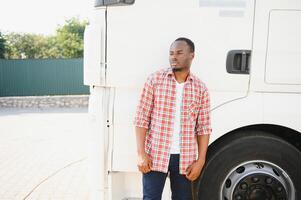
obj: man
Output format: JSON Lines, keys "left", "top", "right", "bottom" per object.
{"left": 134, "top": 37, "right": 212, "bottom": 200}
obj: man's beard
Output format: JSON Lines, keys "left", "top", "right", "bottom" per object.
{"left": 172, "top": 66, "right": 185, "bottom": 72}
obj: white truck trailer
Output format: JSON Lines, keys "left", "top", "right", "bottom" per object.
{"left": 84, "top": 0, "right": 301, "bottom": 199}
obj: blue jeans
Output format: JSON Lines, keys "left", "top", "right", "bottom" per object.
{"left": 142, "top": 154, "right": 193, "bottom": 200}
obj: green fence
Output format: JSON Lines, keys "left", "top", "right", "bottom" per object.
{"left": 0, "top": 58, "right": 89, "bottom": 97}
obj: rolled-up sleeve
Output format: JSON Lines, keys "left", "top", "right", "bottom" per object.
{"left": 133, "top": 76, "right": 154, "bottom": 129}
{"left": 195, "top": 88, "right": 212, "bottom": 135}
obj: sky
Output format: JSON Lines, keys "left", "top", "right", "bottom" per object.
{"left": 0, "top": 0, "right": 93, "bottom": 35}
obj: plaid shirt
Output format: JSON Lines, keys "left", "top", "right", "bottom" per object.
{"left": 134, "top": 67, "right": 212, "bottom": 174}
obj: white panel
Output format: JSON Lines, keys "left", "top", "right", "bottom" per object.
{"left": 83, "top": 9, "right": 106, "bottom": 86}
{"left": 210, "top": 93, "right": 264, "bottom": 144}
{"left": 111, "top": 87, "right": 139, "bottom": 172}
{"left": 199, "top": 0, "right": 247, "bottom": 8}
{"left": 107, "top": 0, "right": 255, "bottom": 172}
{"left": 250, "top": 0, "right": 301, "bottom": 93}
{"left": 265, "top": 10, "right": 301, "bottom": 85}
{"left": 106, "top": 0, "right": 254, "bottom": 93}
{"left": 212, "top": 92, "right": 301, "bottom": 145}
{"left": 263, "top": 93, "right": 301, "bottom": 132}
{"left": 87, "top": 87, "right": 107, "bottom": 200}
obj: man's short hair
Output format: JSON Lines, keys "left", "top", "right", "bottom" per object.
{"left": 174, "top": 37, "right": 195, "bottom": 53}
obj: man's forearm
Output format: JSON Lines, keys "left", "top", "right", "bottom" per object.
{"left": 197, "top": 134, "right": 210, "bottom": 162}
{"left": 135, "top": 127, "right": 148, "bottom": 154}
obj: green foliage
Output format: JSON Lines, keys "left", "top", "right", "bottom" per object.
{"left": 0, "top": 32, "right": 5, "bottom": 59}
{"left": 3, "top": 33, "right": 48, "bottom": 59}
{"left": 3, "top": 17, "right": 88, "bottom": 59}
{"left": 54, "top": 18, "right": 88, "bottom": 58}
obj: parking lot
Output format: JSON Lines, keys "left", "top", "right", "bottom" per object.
{"left": 0, "top": 108, "right": 91, "bottom": 200}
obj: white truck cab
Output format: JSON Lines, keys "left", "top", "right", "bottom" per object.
{"left": 84, "top": 0, "right": 301, "bottom": 199}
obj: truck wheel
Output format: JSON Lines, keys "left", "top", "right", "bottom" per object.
{"left": 195, "top": 130, "right": 301, "bottom": 200}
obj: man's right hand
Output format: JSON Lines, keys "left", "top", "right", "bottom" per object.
{"left": 137, "top": 152, "right": 152, "bottom": 173}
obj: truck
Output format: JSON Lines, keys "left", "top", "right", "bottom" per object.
{"left": 83, "top": 0, "right": 301, "bottom": 199}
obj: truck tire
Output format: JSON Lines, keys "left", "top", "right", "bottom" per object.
{"left": 195, "top": 130, "right": 301, "bottom": 200}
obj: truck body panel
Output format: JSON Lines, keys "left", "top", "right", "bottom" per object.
{"left": 84, "top": 0, "right": 301, "bottom": 199}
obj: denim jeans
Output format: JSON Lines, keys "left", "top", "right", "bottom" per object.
{"left": 142, "top": 154, "right": 193, "bottom": 200}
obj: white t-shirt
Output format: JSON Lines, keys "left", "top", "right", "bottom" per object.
{"left": 170, "top": 81, "right": 184, "bottom": 154}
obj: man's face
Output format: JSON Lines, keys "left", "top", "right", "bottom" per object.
{"left": 169, "top": 41, "right": 194, "bottom": 71}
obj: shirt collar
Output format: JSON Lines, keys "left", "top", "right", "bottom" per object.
{"left": 166, "top": 67, "right": 194, "bottom": 82}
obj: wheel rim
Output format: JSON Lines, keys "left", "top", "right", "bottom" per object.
{"left": 221, "top": 160, "right": 295, "bottom": 200}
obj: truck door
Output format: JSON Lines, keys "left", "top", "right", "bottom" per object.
{"left": 105, "top": 0, "right": 255, "bottom": 172}
{"left": 251, "top": 0, "right": 301, "bottom": 93}
{"left": 250, "top": 0, "right": 301, "bottom": 135}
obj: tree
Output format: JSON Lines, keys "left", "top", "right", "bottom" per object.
{"left": 4, "top": 32, "right": 50, "bottom": 59}
{"left": 0, "top": 32, "right": 5, "bottom": 59}
{"left": 54, "top": 17, "right": 88, "bottom": 58}
{"left": 3, "top": 17, "right": 88, "bottom": 59}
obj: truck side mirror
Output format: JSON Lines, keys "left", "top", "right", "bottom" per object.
{"left": 94, "top": 0, "right": 135, "bottom": 7}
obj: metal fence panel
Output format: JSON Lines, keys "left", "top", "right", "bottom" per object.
{"left": 0, "top": 58, "right": 89, "bottom": 97}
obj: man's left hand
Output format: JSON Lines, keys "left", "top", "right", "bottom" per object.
{"left": 185, "top": 159, "right": 205, "bottom": 181}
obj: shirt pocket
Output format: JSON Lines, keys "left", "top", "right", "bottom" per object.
{"left": 188, "top": 101, "right": 200, "bottom": 122}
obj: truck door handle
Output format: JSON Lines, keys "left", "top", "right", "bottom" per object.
{"left": 226, "top": 50, "right": 251, "bottom": 74}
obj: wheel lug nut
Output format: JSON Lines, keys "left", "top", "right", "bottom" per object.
{"left": 235, "top": 194, "right": 243, "bottom": 200}
{"left": 251, "top": 177, "right": 259, "bottom": 183}
{"left": 240, "top": 182, "right": 248, "bottom": 190}
{"left": 277, "top": 187, "right": 282, "bottom": 192}
{"left": 265, "top": 177, "right": 272, "bottom": 184}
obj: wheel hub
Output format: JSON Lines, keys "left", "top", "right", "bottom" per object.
{"left": 233, "top": 174, "right": 287, "bottom": 200}
{"left": 221, "top": 161, "right": 294, "bottom": 200}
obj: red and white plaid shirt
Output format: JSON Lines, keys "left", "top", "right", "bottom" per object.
{"left": 134, "top": 67, "right": 212, "bottom": 174}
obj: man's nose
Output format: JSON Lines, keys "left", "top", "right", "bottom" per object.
{"left": 170, "top": 55, "right": 177, "bottom": 60}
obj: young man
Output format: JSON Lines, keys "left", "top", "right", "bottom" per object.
{"left": 134, "top": 37, "right": 212, "bottom": 200}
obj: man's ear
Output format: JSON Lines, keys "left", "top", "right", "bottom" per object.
{"left": 191, "top": 52, "right": 195, "bottom": 59}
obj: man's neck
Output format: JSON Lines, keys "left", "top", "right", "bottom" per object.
{"left": 173, "top": 69, "right": 190, "bottom": 83}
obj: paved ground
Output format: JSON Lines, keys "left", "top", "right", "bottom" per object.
{"left": 0, "top": 108, "right": 91, "bottom": 200}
